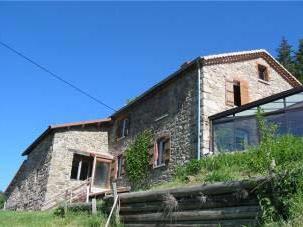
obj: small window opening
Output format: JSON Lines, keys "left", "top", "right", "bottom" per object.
{"left": 117, "top": 118, "right": 129, "bottom": 139}
{"left": 233, "top": 81, "right": 241, "bottom": 107}
{"left": 258, "top": 65, "right": 268, "bottom": 81}
{"left": 70, "top": 154, "right": 92, "bottom": 181}
{"left": 154, "top": 137, "right": 170, "bottom": 167}
{"left": 117, "top": 155, "right": 123, "bottom": 177}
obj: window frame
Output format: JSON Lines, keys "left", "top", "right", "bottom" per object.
{"left": 117, "top": 155, "right": 123, "bottom": 177}
{"left": 116, "top": 118, "right": 130, "bottom": 140}
{"left": 70, "top": 154, "right": 92, "bottom": 181}
{"left": 233, "top": 81, "right": 242, "bottom": 107}
{"left": 258, "top": 64, "right": 269, "bottom": 82}
{"left": 153, "top": 136, "right": 170, "bottom": 168}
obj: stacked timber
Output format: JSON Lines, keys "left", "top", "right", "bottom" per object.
{"left": 104, "top": 178, "right": 266, "bottom": 226}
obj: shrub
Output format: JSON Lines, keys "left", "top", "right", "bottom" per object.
{"left": 125, "top": 130, "right": 152, "bottom": 190}
{"left": 0, "top": 191, "right": 6, "bottom": 209}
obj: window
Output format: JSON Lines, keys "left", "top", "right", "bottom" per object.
{"left": 117, "top": 155, "right": 123, "bottom": 177}
{"left": 154, "top": 137, "right": 170, "bottom": 167}
{"left": 70, "top": 154, "right": 92, "bottom": 181}
{"left": 116, "top": 118, "right": 129, "bottom": 139}
{"left": 258, "top": 64, "right": 269, "bottom": 81}
{"left": 233, "top": 81, "right": 241, "bottom": 107}
{"left": 235, "top": 129, "right": 249, "bottom": 151}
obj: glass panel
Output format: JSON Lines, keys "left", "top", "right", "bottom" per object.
{"left": 287, "top": 109, "right": 303, "bottom": 136}
{"left": 213, "top": 121, "right": 234, "bottom": 152}
{"left": 235, "top": 108, "right": 258, "bottom": 117}
{"left": 266, "top": 113, "right": 287, "bottom": 135}
{"left": 285, "top": 92, "right": 303, "bottom": 109}
{"left": 234, "top": 116, "right": 259, "bottom": 150}
{"left": 259, "top": 98, "right": 285, "bottom": 113}
{"left": 94, "top": 161, "right": 110, "bottom": 187}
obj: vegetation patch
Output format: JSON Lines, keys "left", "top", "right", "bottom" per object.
{"left": 153, "top": 109, "right": 303, "bottom": 226}
{"left": 125, "top": 130, "right": 152, "bottom": 190}
{"left": 0, "top": 210, "right": 106, "bottom": 227}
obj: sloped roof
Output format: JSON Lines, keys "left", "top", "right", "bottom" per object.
{"left": 22, "top": 118, "right": 112, "bottom": 156}
{"left": 111, "top": 49, "right": 301, "bottom": 117}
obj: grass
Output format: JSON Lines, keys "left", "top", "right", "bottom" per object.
{"left": 152, "top": 135, "right": 303, "bottom": 189}
{"left": 151, "top": 135, "right": 303, "bottom": 226}
{"left": 0, "top": 210, "right": 107, "bottom": 227}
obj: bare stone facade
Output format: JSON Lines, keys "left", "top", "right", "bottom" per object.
{"left": 109, "top": 67, "right": 198, "bottom": 187}
{"left": 5, "top": 125, "right": 109, "bottom": 210}
{"left": 5, "top": 50, "right": 300, "bottom": 210}
{"left": 200, "top": 57, "right": 294, "bottom": 154}
{"left": 5, "top": 134, "right": 54, "bottom": 210}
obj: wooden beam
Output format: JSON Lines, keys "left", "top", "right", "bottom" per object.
{"left": 91, "top": 156, "right": 97, "bottom": 187}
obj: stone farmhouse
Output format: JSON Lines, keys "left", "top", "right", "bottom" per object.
{"left": 4, "top": 49, "right": 301, "bottom": 210}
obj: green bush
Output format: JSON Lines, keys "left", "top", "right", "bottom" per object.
{"left": 0, "top": 191, "right": 6, "bottom": 209}
{"left": 125, "top": 130, "right": 152, "bottom": 190}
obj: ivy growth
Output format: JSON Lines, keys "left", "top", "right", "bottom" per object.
{"left": 125, "top": 130, "right": 152, "bottom": 190}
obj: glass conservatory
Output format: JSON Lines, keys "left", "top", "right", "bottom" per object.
{"left": 210, "top": 87, "right": 303, "bottom": 153}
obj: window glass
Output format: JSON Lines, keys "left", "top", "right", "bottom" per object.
{"left": 117, "top": 118, "right": 129, "bottom": 139}
{"left": 259, "top": 99, "right": 284, "bottom": 113}
{"left": 117, "top": 156, "right": 123, "bottom": 177}
{"left": 234, "top": 117, "right": 259, "bottom": 150}
{"left": 285, "top": 92, "right": 303, "bottom": 109}
{"left": 213, "top": 121, "right": 234, "bottom": 152}
{"left": 287, "top": 109, "right": 303, "bottom": 136}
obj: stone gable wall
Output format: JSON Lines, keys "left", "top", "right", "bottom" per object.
{"left": 201, "top": 57, "right": 294, "bottom": 154}
{"left": 5, "top": 134, "right": 54, "bottom": 210}
{"left": 44, "top": 126, "right": 109, "bottom": 203}
{"left": 109, "top": 68, "right": 198, "bottom": 187}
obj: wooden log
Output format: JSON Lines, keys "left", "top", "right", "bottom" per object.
{"left": 104, "top": 193, "right": 258, "bottom": 213}
{"left": 104, "top": 177, "right": 266, "bottom": 204}
{"left": 118, "top": 197, "right": 258, "bottom": 214}
{"left": 121, "top": 206, "right": 260, "bottom": 223}
{"left": 123, "top": 219, "right": 257, "bottom": 227}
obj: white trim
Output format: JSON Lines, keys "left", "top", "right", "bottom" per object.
{"left": 154, "top": 114, "right": 169, "bottom": 122}
{"left": 258, "top": 79, "right": 270, "bottom": 85}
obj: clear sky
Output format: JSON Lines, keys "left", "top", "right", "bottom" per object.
{"left": 0, "top": 1, "right": 303, "bottom": 191}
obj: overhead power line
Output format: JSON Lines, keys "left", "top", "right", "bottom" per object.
{"left": 0, "top": 40, "right": 116, "bottom": 112}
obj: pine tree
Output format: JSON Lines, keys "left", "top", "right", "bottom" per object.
{"left": 276, "top": 37, "right": 296, "bottom": 76}
{"left": 294, "top": 39, "right": 303, "bottom": 82}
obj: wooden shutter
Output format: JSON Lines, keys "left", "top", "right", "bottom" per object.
{"left": 240, "top": 81, "right": 250, "bottom": 105}
{"left": 110, "top": 159, "right": 118, "bottom": 182}
{"left": 164, "top": 137, "right": 171, "bottom": 164}
{"left": 226, "top": 79, "right": 234, "bottom": 106}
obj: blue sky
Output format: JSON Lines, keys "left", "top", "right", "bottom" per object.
{"left": 0, "top": 2, "right": 303, "bottom": 191}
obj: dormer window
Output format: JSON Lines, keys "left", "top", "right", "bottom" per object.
{"left": 116, "top": 118, "right": 129, "bottom": 139}
{"left": 258, "top": 64, "right": 269, "bottom": 81}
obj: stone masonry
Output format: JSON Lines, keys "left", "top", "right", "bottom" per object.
{"left": 5, "top": 50, "right": 301, "bottom": 210}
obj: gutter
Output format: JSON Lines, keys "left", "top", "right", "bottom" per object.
{"left": 197, "top": 58, "right": 202, "bottom": 160}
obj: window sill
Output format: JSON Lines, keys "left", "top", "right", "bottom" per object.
{"left": 154, "top": 114, "right": 169, "bottom": 122}
{"left": 258, "top": 79, "right": 270, "bottom": 85}
{"left": 153, "top": 164, "right": 166, "bottom": 169}
{"left": 116, "top": 136, "right": 126, "bottom": 142}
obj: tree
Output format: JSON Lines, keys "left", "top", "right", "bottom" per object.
{"left": 276, "top": 37, "right": 296, "bottom": 76}
{"left": 294, "top": 39, "right": 303, "bottom": 82}
{"left": 0, "top": 191, "right": 5, "bottom": 209}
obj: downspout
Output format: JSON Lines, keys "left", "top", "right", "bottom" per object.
{"left": 197, "top": 59, "right": 202, "bottom": 160}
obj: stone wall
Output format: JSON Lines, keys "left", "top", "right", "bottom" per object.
{"left": 5, "top": 134, "right": 54, "bottom": 210}
{"left": 201, "top": 57, "right": 294, "bottom": 154}
{"left": 44, "top": 126, "right": 109, "bottom": 203}
{"left": 109, "top": 68, "right": 198, "bottom": 187}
